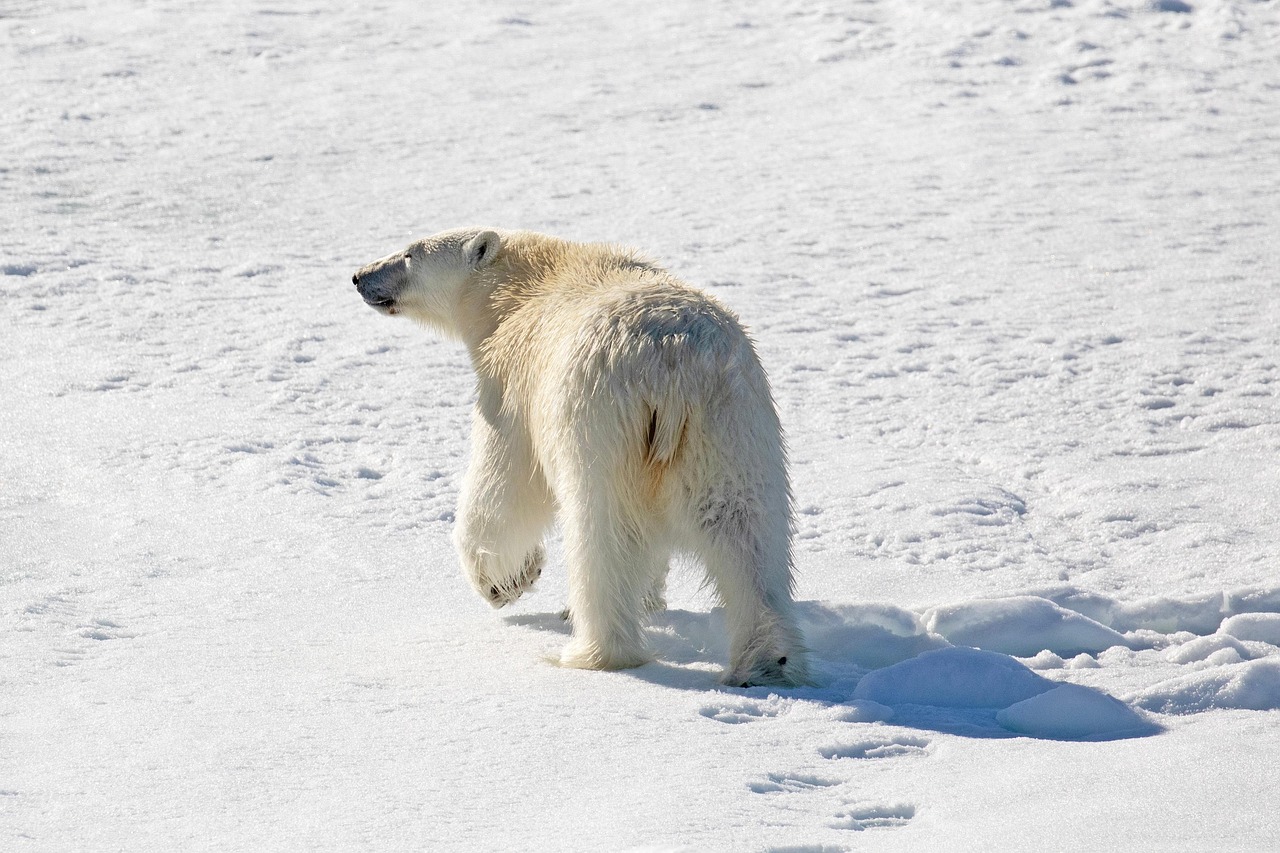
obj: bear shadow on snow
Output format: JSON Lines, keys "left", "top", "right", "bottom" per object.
{"left": 506, "top": 601, "right": 1163, "bottom": 742}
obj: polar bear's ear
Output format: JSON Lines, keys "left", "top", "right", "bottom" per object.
{"left": 464, "top": 230, "right": 502, "bottom": 270}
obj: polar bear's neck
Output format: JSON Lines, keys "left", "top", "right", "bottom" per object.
{"left": 454, "top": 234, "right": 555, "bottom": 363}
{"left": 455, "top": 232, "right": 670, "bottom": 387}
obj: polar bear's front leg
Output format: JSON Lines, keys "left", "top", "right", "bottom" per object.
{"left": 454, "top": 408, "right": 554, "bottom": 609}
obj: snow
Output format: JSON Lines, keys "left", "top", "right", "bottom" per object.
{"left": 1166, "top": 634, "right": 1257, "bottom": 666}
{"left": 997, "top": 684, "right": 1155, "bottom": 741}
{"left": 5, "top": 0, "right": 1280, "bottom": 850}
{"left": 797, "top": 601, "right": 949, "bottom": 670}
{"left": 850, "top": 647, "right": 1157, "bottom": 740}
{"left": 1134, "top": 659, "right": 1280, "bottom": 715}
{"left": 854, "top": 647, "right": 1055, "bottom": 710}
{"left": 1219, "top": 613, "right": 1280, "bottom": 647}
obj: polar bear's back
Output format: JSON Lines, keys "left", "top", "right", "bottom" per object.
{"left": 487, "top": 244, "right": 763, "bottom": 398}
{"left": 529, "top": 269, "right": 768, "bottom": 421}
{"left": 497, "top": 256, "right": 785, "bottom": 532}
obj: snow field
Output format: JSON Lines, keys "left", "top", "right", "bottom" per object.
{"left": 4, "top": 0, "right": 1280, "bottom": 850}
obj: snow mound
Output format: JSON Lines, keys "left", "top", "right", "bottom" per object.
{"left": 854, "top": 648, "right": 1154, "bottom": 740}
{"left": 1034, "top": 584, "right": 1280, "bottom": 635}
{"left": 1134, "top": 659, "right": 1280, "bottom": 714}
{"left": 923, "top": 596, "right": 1131, "bottom": 657}
{"left": 1112, "top": 593, "right": 1228, "bottom": 636}
{"left": 1022, "top": 650, "right": 1066, "bottom": 670}
{"left": 854, "top": 647, "right": 1054, "bottom": 709}
{"left": 997, "top": 684, "right": 1158, "bottom": 741}
{"left": 1218, "top": 613, "right": 1280, "bottom": 647}
{"left": 1166, "top": 635, "right": 1255, "bottom": 665}
{"left": 827, "top": 700, "right": 896, "bottom": 724}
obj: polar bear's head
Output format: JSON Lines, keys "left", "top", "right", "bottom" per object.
{"left": 352, "top": 227, "right": 503, "bottom": 334}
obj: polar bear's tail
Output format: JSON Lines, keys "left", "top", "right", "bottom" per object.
{"left": 644, "top": 404, "right": 686, "bottom": 467}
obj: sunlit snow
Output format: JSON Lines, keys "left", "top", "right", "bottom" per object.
{"left": 4, "top": 0, "right": 1279, "bottom": 850}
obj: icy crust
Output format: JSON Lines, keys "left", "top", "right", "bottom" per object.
{"left": 1035, "top": 585, "right": 1280, "bottom": 636}
{"left": 798, "top": 600, "right": 950, "bottom": 670}
{"left": 525, "top": 587, "right": 1275, "bottom": 731}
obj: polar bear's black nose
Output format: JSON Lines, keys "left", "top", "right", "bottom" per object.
{"left": 352, "top": 273, "right": 361, "bottom": 286}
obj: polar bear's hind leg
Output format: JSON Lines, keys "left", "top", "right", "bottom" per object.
{"left": 558, "top": 498, "right": 662, "bottom": 671}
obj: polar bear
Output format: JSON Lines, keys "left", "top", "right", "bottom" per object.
{"left": 352, "top": 228, "right": 809, "bottom": 686}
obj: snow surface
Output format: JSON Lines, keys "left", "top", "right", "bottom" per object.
{"left": 4, "top": 0, "right": 1280, "bottom": 850}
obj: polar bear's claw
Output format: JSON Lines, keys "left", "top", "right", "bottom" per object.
{"left": 483, "top": 545, "right": 545, "bottom": 608}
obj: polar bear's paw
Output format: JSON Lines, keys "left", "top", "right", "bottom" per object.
{"left": 726, "top": 647, "right": 812, "bottom": 689}
{"left": 483, "top": 546, "right": 544, "bottom": 609}
{"left": 642, "top": 578, "right": 667, "bottom": 616}
{"left": 560, "top": 635, "right": 651, "bottom": 671}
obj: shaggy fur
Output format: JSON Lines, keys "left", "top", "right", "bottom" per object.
{"left": 352, "top": 228, "right": 809, "bottom": 686}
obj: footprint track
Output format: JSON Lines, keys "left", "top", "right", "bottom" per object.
{"left": 701, "top": 699, "right": 926, "bottom": 838}
{"left": 698, "top": 698, "right": 786, "bottom": 724}
{"left": 749, "top": 772, "right": 841, "bottom": 795}
{"left": 830, "top": 802, "right": 917, "bottom": 831}
{"left": 818, "top": 735, "right": 931, "bottom": 760}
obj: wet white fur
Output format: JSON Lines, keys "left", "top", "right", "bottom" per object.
{"left": 354, "top": 228, "right": 809, "bottom": 686}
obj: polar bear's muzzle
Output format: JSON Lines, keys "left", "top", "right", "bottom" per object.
{"left": 352, "top": 254, "right": 408, "bottom": 316}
